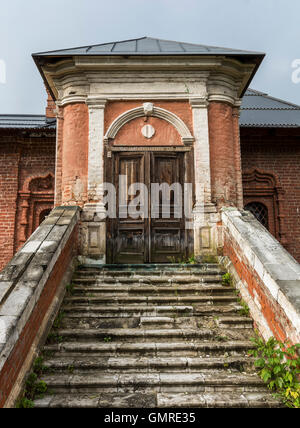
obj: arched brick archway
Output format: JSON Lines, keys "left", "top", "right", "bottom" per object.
{"left": 15, "top": 173, "right": 55, "bottom": 250}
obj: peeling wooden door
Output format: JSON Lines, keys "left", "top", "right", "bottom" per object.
{"left": 107, "top": 150, "right": 187, "bottom": 263}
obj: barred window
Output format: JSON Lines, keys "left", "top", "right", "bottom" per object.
{"left": 39, "top": 208, "right": 52, "bottom": 225}
{"left": 244, "top": 202, "right": 269, "bottom": 229}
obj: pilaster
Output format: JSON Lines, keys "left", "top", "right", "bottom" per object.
{"left": 79, "top": 98, "right": 107, "bottom": 262}
{"left": 190, "top": 98, "right": 219, "bottom": 257}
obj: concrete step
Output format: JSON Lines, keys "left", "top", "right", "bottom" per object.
{"left": 43, "top": 340, "right": 253, "bottom": 357}
{"left": 39, "top": 371, "right": 266, "bottom": 394}
{"left": 42, "top": 355, "right": 255, "bottom": 373}
{"left": 34, "top": 390, "right": 282, "bottom": 408}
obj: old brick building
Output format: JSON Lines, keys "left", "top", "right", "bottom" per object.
{"left": 0, "top": 37, "right": 299, "bottom": 269}
{"left": 1, "top": 37, "right": 300, "bottom": 409}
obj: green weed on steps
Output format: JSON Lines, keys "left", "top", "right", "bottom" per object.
{"left": 249, "top": 334, "right": 300, "bottom": 408}
{"left": 16, "top": 357, "right": 48, "bottom": 408}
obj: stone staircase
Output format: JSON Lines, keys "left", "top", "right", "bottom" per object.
{"left": 34, "top": 264, "right": 281, "bottom": 408}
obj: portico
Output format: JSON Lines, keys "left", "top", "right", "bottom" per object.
{"left": 33, "top": 37, "right": 264, "bottom": 263}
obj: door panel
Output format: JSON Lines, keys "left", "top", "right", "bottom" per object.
{"left": 107, "top": 150, "right": 186, "bottom": 264}
{"left": 113, "top": 153, "right": 147, "bottom": 264}
{"left": 150, "top": 153, "right": 185, "bottom": 263}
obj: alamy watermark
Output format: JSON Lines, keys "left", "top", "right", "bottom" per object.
{"left": 291, "top": 59, "right": 300, "bottom": 84}
{"left": 0, "top": 60, "right": 6, "bottom": 84}
{"left": 101, "top": 175, "right": 204, "bottom": 229}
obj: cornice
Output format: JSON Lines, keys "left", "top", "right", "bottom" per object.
{"left": 41, "top": 54, "right": 257, "bottom": 104}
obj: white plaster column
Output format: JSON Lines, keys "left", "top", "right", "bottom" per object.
{"left": 190, "top": 98, "right": 218, "bottom": 256}
{"left": 80, "top": 98, "right": 107, "bottom": 262}
{"left": 86, "top": 98, "right": 107, "bottom": 207}
{"left": 190, "top": 98, "right": 212, "bottom": 208}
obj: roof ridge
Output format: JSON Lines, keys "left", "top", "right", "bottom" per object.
{"left": 32, "top": 37, "right": 265, "bottom": 57}
{"left": 241, "top": 107, "right": 300, "bottom": 111}
{"left": 246, "top": 88, "right": 300, "bottom": 109}
{"left": 0, "top": 114, "right": 47, "bottom": 118}
{"left": 32, "top": 36, "right": 148, "bottom": 56}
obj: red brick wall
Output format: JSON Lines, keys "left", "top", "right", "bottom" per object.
{"left": 45, "top": 89, "right": 56, "bottom": 118}
{"left": 0, "top": 225, "right": 78, "bottom": 408}
{"left": 223, "top": 226, "right": 296, "bottom": 343}
{"left": 241, "top": 128, "right": 300, "bottom": 262}
{"left": 61, "top": 103, "right": 89, "bottom": 206}
{"left": 55, "top": 107, "right": 64, "bottom": 206}
{"left": 0, "top": 133, "right": 56, "bottom": 271}
{"left": 104, "top": 101, "right": 193, "bottom": 135}
{"left": 208, "top": 102, "right": 239, "bottom": 208}
{"left": 113, "top": 116, "right": 183, "bottom": 146}
{"left": 0, "top": 143, "right": 20, "bottom": 271}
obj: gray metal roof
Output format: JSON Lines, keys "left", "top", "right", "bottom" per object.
{"left": 240, "top": 89, "right": 300, "bottom": 127}
{"left": 0, "top": 115, "right": 56, "bottom": 130}
{"left": 32, "top": 36, "right": 264, "bottom": 57}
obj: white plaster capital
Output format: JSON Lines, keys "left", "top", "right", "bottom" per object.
{"left": 86, "top": 97, "right": 107, "bottom": 109}
{"left": 234, "top": 100, "right": 242, "bottom": 108}
{"left": 56, "top": 95, "right": 87, "bottom": 107}
{"left": 208, "top": 94, "right": 235, "bottom": 106}
{"left": 189, "top": 98, "right": 208, "bottom": 109}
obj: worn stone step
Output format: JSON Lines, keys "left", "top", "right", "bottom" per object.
{"left": 71, "top": 284, "right": 233, "bottom": 296}
{"left": 74, "top": 269, "right": 225, "bottom": 277}
{"left": 63, "top": 295, "right": 237, "bottom": 305}
{"left": 23, "top": 261, "right": 280, "bottom": 408}
{"left": 34, "top": 391, "right": 281, "bottom": 408}
{"left": 217, "top": 316, "right": 253, "bottom": 329}
{"left": 61, "top": 304, "right": 242, "bottom": 319}
{"left": 42, "top": 355, "right": 255, "bottom": 373}
{"left": 40, "top": 371, "right": 266, "bottom": 394}
{"left": 34, "top": 392, "right": 157, "bottom": 408}
{"left": 72, "top": 275, "right": 224, "bottom": 285}
{"left": 53, "top": 328, "right": 213, "bottom": 342}
{"left": 139, "top": 316, "right": 176, "bottom": 328}
{"left": 157, "top": 392, "right": 282, "bottom": 408}
{"left": 59, "top": 313, "right": 252, "bottom": 330}
{"left": 77, "top": 263, "right": 223, "bottom": 273}
{"left": 43, "top": 340, "right": 253, "bottom": 357}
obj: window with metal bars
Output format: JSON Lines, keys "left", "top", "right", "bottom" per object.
{"left": 244, "top": 202, "right": 269, "bottom": 229}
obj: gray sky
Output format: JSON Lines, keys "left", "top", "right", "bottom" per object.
{"left": 0, "top": 0, "right": 300, "bottom": 114}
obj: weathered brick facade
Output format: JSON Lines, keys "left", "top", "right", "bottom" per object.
{"left": 241, "top": 127, "right": 300, "bottom": 262}
{"left": 0, "top": 131, "right": 55, "bottom": 270}
{"left": 0, "top": 106, "right": 299, "bottom": 270}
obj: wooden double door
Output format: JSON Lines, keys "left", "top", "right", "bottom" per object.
{"left": 106, "top": 150, "right": 190, "bottom": 264}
